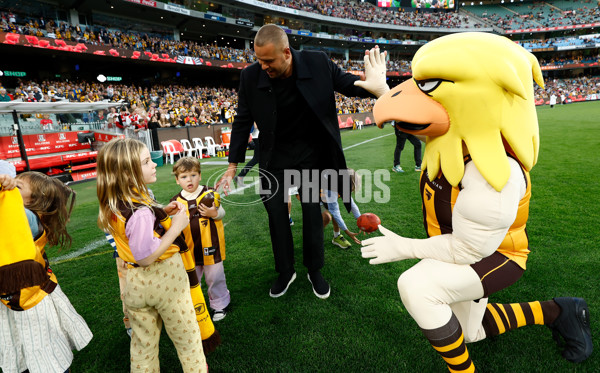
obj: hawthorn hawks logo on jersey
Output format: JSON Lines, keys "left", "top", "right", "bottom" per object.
{"left": 194, "top": 302, "right": 206, "bottom": 316}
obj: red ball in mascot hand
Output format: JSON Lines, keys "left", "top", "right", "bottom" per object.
{"left": 357, "top": 213, "right": 381, "bottom": 233}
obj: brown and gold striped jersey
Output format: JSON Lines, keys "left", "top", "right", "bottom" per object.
{"left": 1, "top": 228, "right": 57, "bottom": 311}
{"left": 110, "top": 201, "right": 184, "bottom": 268}
{"left": 420, "top": 156, "right": 531, "bottom": 269}
{"left": 171, "top": 186, "right": 226, "bottom": 266}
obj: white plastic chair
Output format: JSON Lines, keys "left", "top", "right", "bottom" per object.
{"left": 192, "top": 137, "right": 206, "bottom": 158}
{"left": 180, "top": 139, "right": 196, "bottom": 157}
{"left": 161, "top": 141, "right": 180, "bottom": 164}
{"left": 204, "top": 136, "right": 223, "bottom": 157}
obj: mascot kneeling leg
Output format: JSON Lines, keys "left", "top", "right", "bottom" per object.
{"left": 362, "top": 32, "right": 592, "bottom": 372}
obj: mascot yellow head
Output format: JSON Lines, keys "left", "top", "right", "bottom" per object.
{"left": 374, "top": 32, "right": 544, "bottom": 191}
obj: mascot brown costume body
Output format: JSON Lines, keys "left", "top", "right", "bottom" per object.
{"left": 361, "top": 32, "right": 592, "bottom": 372}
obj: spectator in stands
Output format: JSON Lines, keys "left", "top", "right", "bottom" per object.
{"left": 32, "top": 86, "right": 44, "bottom": 102}
{"left": 52, "top": 88, "right": 65, "bottom": 101}
{"left": 25, "top": 92, "right": 37, "bottom": 102}
{"left": 12, "top": 87, "right": 25, "bottom": 100}
{"left": 0, "top": 88, "right": 12, "bottom": 101}
{"left": 158, "top": 113, "right": 171, "bottom": 127}
{"left": 40, "top": 113, "right": 53, "bottom": 131}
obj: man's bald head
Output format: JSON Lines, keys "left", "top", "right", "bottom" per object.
{"left": 254, "top": 24, "right": 289, "bottom": 51}
{"left": 253, "top": 24, "right": 293, "bottom": 79}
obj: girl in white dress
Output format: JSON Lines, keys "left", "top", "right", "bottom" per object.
{"left": 0, "top": 172, "right": 92, "bottom": 373}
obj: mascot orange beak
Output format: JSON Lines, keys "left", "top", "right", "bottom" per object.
{"left": 374, "top": 79, "right": 450, "bottom": 137}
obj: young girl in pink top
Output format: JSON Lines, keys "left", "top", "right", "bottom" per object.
{"left": 96, "top": 138, "right": 207, "bottom": 373}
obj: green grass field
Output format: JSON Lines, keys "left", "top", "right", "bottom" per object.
{"left": 46, "top": 101, "right": 600, "bottom": 372}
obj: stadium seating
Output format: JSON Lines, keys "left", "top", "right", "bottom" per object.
{"left": 204, "top": 136, "right": 223, "bottom": 157}
{"left": 161, "top": 141, "right": 181, "bottom": 164}
{"left": 192, "top": 138, "right": 207, "bottom": 158}
{"left": 180, "top": 139, "right": 197, "bottom": 158}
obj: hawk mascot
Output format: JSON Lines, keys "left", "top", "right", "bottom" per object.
{"left": 361, "top": 32, "right": 592, "bottom": 372}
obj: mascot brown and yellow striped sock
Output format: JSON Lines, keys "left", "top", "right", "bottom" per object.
{"left": 482, "top": 300, "right": 560, "bottom": 336}
{"left": 422, "top": 313, "right": 476, "bottom": 373}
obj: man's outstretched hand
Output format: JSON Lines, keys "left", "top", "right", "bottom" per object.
{"left": 354, "top": 45, "right": 390, "bottom": 98}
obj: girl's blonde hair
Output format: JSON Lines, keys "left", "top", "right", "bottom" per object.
{"left": 16, "top": 171, "right": 76, "bottom": 249}
{"left": 97, "top": 138, "right": 158, "bottom": 234}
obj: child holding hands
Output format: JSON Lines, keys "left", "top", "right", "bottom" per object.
{"left": 96, "top": 138, "right": 208, "bottom": 373}
{"left": 170, "top": 157, "right": 231, "bottom": 321}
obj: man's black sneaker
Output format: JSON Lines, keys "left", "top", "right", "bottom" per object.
{"left": 307, "top": 271, "right": 330, "bottom": 299}
{"left": 269, "top": 271, "right": 296, "bottom": 298}
{"left": 548, "top": 297, "right": 593, "bottom": 363}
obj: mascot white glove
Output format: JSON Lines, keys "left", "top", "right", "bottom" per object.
{"left": 361, "top": 225, "right": 413, "bottom": 264}
{"left": 354, "top": 46, "right": 390, "bottom": 98}
{"left": 361, "top": 225, "right": 476, "bottom": 265}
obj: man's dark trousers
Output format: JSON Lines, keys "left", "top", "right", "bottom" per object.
{"left": 260, "top": 167, "right": 324, "bottom": 275}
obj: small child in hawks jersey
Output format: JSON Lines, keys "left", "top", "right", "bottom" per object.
{"left": 171, "top": 157, "right": 231, "bottom": 322}
{"left": 0, "top": 170, "right": 92, "bottom": 373}
{"left": 96, "top": 138, "right": 207, "bottom": 373}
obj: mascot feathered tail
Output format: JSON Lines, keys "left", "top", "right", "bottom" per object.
{"left": 362, "top": 32, "right": 592, "bottom": 371}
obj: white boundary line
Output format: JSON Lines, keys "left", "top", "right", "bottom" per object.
{"left": 342, "top": 133, "right": 393, "bottom": 151}
{"left": 51, "top": 237, "right": 107, "bottom": 264}
{"left": 228, "top": 132, "right": 393, "bottom": 194}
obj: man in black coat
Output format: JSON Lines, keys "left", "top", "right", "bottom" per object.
{"left": 216, "top": 24, "right": 389, "bottom": 299}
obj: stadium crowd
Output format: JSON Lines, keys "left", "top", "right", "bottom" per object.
{"left": 477, "top": 0, "right": 599, "bottom": 30}
{"left": 538, "top": 53, "right": 600, "bottom": 67}
{"left": 1, "top": 74, "right": 598, "bottom": 130}
{"left": 0, "top": 79, "right": 238, "bottom": 127}
{"left": 260, "top": 0, "right": 477, "bottom": 28}
{"left": 3, "top": 10, "right": 598, "bottom": 77}
{"left": 0, "top": 78, "right": 380, "bottom": 127}
{"left": 2, "top": 0, "right": 599, "bottom": 48}
{"left": 1, "top": 13, "right": 256, "bottom": 63}
{"left": 535, "top": 75, "right": 600, "bottom": 103}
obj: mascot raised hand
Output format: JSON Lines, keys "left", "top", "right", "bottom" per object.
{"left": 361, "top": 32, "right": 592, "bottom": 371}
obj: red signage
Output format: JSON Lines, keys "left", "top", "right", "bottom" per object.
{"left": 122, "top": 0, "right": 157, "bottom": 7}
{"left": 0, "top": 131, "right": 91, "bottom": 159}
{"left": 71, "top": 169, "right": 97, "bottom": 181}
{"left": 1, "top": 32, "right": 250, "bottom": 69}
{"left": 541, "top": 61, "right": 598, "bottom": 70}
{"left": 337, "top": 112, "right": 374, "bottom": 129}
{"left": 94, "top": 131, "right": 125, "bottom": 143}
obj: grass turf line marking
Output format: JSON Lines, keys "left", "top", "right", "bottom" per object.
{"left": 53, "top": 249, "right": 113, "bottom": 265}
{"left": 54, "top": 218, "right": 235, "bottom": 264}
{"left": 342, "top": 132, "right": 394, "bottom": 151}
{"left": 51, "top": 237, "right": 107, "bottom": 264}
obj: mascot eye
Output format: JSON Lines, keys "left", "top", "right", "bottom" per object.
{"left": 415, "top": 79, "right": 443, "bottom": 94}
